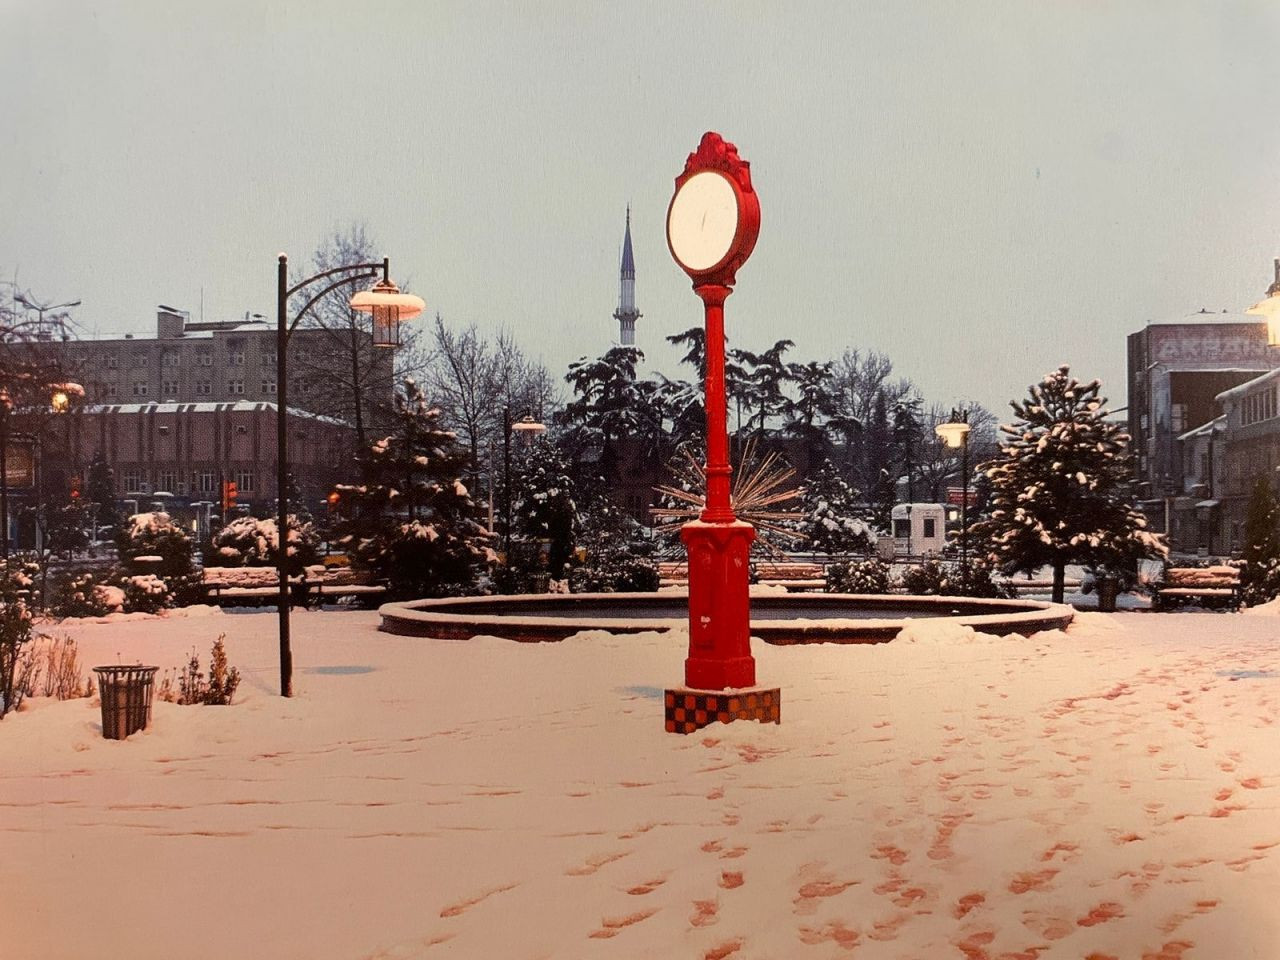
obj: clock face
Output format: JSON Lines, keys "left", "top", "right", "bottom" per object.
{"left": 667, "top": 171, "right": 739, "bottom": 273}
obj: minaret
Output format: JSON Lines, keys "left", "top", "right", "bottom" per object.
{"left": 614, "top": 206, "right": 641, "bottom": 346}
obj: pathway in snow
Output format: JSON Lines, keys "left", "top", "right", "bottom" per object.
{"left": 1, "top": 607, "right": 1277, "bottom": 959}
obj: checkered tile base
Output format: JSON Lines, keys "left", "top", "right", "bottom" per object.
{"left": 664, "top": 687, "right": 781, "bottom": 735}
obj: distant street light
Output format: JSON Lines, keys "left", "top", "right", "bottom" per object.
{"left": 935, "top": 413, "right": 972, "bottom": 583}
{"left": 274, "top": 253, "right": 423, "bottom": 697}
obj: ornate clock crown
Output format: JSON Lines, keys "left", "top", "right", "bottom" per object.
{"left": 681, "top": 131, "right": 754, "bottom": 194}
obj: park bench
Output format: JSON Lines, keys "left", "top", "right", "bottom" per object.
{"left": 1152, "top": 566, "right": 1240, "bottom": 612}
{"left": 203, "top": 567, "right": 387, "bottom": 608}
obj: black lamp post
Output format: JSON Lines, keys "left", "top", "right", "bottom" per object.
{"left": 0, "top": 389, "right": 9, "bottom": 563}
{"left": 274, "top": 253, "right": 422, "bottom": 697}
{"left": 935, "top": 411, "right": 971, "bottom": 583}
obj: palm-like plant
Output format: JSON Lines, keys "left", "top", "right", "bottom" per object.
{"left": 651, "top": 438, "right": 803, "bottom": 558}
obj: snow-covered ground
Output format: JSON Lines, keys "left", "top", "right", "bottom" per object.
{"left": 2, "top": 605, "right": 1277, "bottom": 959}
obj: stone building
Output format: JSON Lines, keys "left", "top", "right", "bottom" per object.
{"left": 1126, "top": 310, "right": 1280, "bottom": 528}
{"left": 32, "top": 400, "right": 351, "bottom": 506}
{"left": 44, "top": 306, "right": 392, "bottom": 423}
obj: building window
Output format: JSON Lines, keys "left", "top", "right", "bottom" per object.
{"left": 134, "top": 353, "right": 149, "bottom": 368}
{"left": 234, "top": 470, "right": 255, "bottom": 493}
{"left": 157, "top": 471, "right": 178, "bottom": 493}
{"left": 198, "top": 471, "right": 217, "bottom": 494}
{"left": 923, "top": 518, "right": 936, "bottom": 538}
{"left": 106, "top": 354, "right": 118, "bottom": 369}
{"left": 262, "top": 351, "right": 277, "bottom": 367}
{"left": 105, "top": 383, "right": 118, "bottom": 399}
{"left": 132, "top": 381, "right": 149, "bottom": 397}
{"left": 230, "top": 351, "right": 246, "bottom": 366}
{"left": 196, "top": 380, "right": 212, "bottom": 396}
{"left": 122, "top": 470, "right": 143, "bottom": 492}
{"left": 162, "top": 352, "right": 180, "bottom": 367}
{"left": 1171, "top": 403, "right": 1185, "bottom": 434}
{"left": 162, "top": 380, "right": 178, "bottom": 396}
{"left": 228, "top": 379, "right": 245, "bottom": 395}
{"left": 262, "top": 380, "right": 277, "bottom": 395}
{"left": 196, "top": 352, "right": 213, "bottom": 367}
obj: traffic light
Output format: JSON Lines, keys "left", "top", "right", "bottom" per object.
{"left": 222, "top": 480, "right": 238, "bottom": 514}
{"left": 69, "top": 474, "right": 81, "bottom": 500}
{"left": 327, "top": 490, "right": 341, "bottom": 514}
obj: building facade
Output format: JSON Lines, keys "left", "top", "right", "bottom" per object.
{"left": 13, "top": 401, "right": 353, "bottom": 510}
{"left": 1126, "top": 310, "right": 1280, "bottom": 526}
{"left": 45, "top": 306, "right": 392, "bottom": 420}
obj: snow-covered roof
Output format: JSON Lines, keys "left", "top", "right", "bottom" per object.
{"left": 1215, "top": 367, "right": 1280, "bottom": 403}
{"left": 1144, "top": 310, "right": 1265, "bottom": 327}
{"left": 1176, "top": 415, "right": 1226, "bottom": 442}
{"left": 80, "top": 401, "right": 349, "bottom": 426}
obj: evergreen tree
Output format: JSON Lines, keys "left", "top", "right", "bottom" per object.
{"left": 736, "top": 339, "right": 794, "bottom": 438}
{"left": 85, "top": 451, "right": 119, "bottom": 538}
{"left": 971, "top": 366, "right": 1166, "bottom": 603}
{"left": 864, "top": 391, "right": 896, "bottom": 528}
{"left": 337, "top": 380, "right": 494, "bottom": 599}
{"left": 1238, "top": 475, "right": 1280, "bottom": 606}
{"left": 892, "top": 396, "right": 924, "bottom": 503}
{"left": 560, "top": 346, "right": 650, "bottom": 477}
{"left": 784, "top": 359, "right": 837, "bottom": 470}
{"left": 512, "top": 438, "right": 579, "bottom": 581}
{"left": 802, "top": 459, "right": 877, "bottom": 556}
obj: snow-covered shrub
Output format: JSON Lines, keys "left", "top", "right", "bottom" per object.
{"left": 803, "top": 460, "right": 877, "bottom": 556}
{"left": 952, "top": 558, "right": 1017, "bottom": 599}
{"left": 0, "top": 558, "right": 39, "bottom": 718}
{"left": 115, "top": 512, "right": 201, "bottom": 607}
{"left": 28, "top": 635, "right": 93, "bottom": 701}
{"left": 1238, "top": 476, "right": 1280, "bottom": 607}
{"left": 899, "top": 558, "right": 1014, "bottom": 598}
{"left": 826, "top": 558, "right": 893, "bottom": 594}
{"left": 54, "top": 571, "right": 121, "bottom": 618}
{"left": 160, "top": 635, "right": 241, "bottom": 706}
{"left": 900, "top": 560, "right": 947, "bottom": 595}
{"left": 207, "top": 514, "right": 320, "bottom": 575}
{"left": 570, "top": 551, "right": 660, "bottom": 593}
{"left": 122, "top": 574, "right": 171, "bottom": 614}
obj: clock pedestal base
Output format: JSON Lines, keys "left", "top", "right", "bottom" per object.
{"left": 680, "top": 519, "right": 756, "bottom": 689}
{"left": 664, "top": 686, "right": 781, "bottom": 735}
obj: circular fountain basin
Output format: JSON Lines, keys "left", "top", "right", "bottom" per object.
{"left": 378, "top": 592, "right": 1074, "bottom": 644}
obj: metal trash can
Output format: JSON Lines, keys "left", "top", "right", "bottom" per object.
{"left": 94, "top": 665, "right": 159, "bottom": 740}
{"left": 1096, "top": 577, "right": 1119, "bottom": 613}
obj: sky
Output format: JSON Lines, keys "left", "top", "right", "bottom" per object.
{"left": 3, "top": 1, "right": 1280, "bottom": 420}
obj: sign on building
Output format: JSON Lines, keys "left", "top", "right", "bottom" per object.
{"left": 946, "top": 486, "right": 977, "bottom": 507}
{"left": 3, "top": 438, "right": 36, "bottom": 490}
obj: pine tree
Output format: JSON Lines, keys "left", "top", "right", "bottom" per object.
{"left": 86, "top": 451, "right": 119, "bottom": 539}
{"left": 971, "top": 366, "right": 1166, "bottom": 603}
{"left": 1238, "top": 475, "right": 1280, "bottom": 606}
{"left": 892, "top": 396, "right": 923, "bottom": 502}
{"left": 802, "top": 459, "right": 877, "bottom": 557}
{"left": 337, "top": 379, "right": 495, "bottom": 599}
{"left": 513, "top": 438, "right": 579, "bottom": 580}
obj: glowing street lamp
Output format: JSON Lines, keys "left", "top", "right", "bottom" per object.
{"left": 273, "top": 254, "right": 423, "bottom": 697}
{"left": 935, "top": 414, "right": 971, "bottom": 582}
{"left": 663, "top": 132, "right": 778, "bottom": 735}
{"left": 1246, "top": 258, "right": 1280, "bottom": 345}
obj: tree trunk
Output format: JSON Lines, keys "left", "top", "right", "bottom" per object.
{"left": 1052, "top": 560, "right": 1066, "bottom": 604}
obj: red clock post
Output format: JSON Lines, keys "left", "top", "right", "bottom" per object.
{"left": 663, "top": 131, "right": 780, "bottom": 735}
